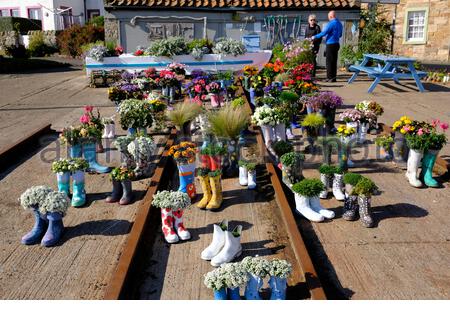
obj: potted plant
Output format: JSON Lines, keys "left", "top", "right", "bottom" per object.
{"left": 242, "top": 65, "right": 258, "bottom": 91}
{"left": 38, "top": 190, "right": 70, "bottom": 247}
{"left": 237, "top": 160, "right": 257, "bottom": 190}
{"left": 375, "top": 134, "right": 394, "bottom": 160}
{"left": 301, "top": 113, "right": 326, "bottom": 152}
{"left": 221, "top": 262, "right": 249, "bottom": 300}
{"left": 118, "top": 99, "right": 154, "bottom": 136}
{"left": 278, "top": 90, "right": 300, "bottom": 136}
{"left": 206, "top": 81, "right": 224, "bottom": 108}
{"left": 355, "top": 100, "right": 384, "bottom": 133}
{"left": 204, "top": 267, "right": 228, "bottom": 300}
{"left": 316, "top": 91, "right": 343, "bottom": 134}
{"left": 106, "top": 167, "right": 135, "bottom": 205}
{"left": 391, "top": 116, "right": 413, "bottom": 168}
{"left": 268, "top": 259, "right": 292, "bottom": 300}
{"left": 353, "top": 177, "right": 378, "bottom": 228}
{"left": 318, "top": 135, "right": 340, "bottom": 165}
{"left": 272, "top": 140, "right": 294, "bottom": 160}
{"left": 342, "top": 172, "right": 363, "bottom": 221}
{"left": 51, "top": 159, "right": 71, "bottom": 196}
{"left": 196, "top": 168, "right": 211, "bottom": 210}
{"left": 67, "top": 158, "right": 89, "bottom": 207}
{"left": 19, "top": 185, "right": 53, "bottom": 245}
{"left": 241, "top": 256, "right": 271, "bottom": 300}
{"left": 166, "top": 191, "right": 192, "bottom": 241}
{"left": 420, "top": 119, "right": 448, "bottom": 187}
{"left": 217, "top": 70, "right": 234, "bottom": 88}
{"left": 338, "top": 109, "right": 362, "bottom": 142}
{"left": 291, "top": 178, "right": 334, "bottom": 222}
{"left": 318, "top": 164, "right": 335, "bottom": 199}
{"left": 127, "top": 136, "right": 156, "bottom": 178}
{"left": 168, "top": 142, "right": 197, "bottom": 199}
{"left": 80, "top": 106, "right": 105, "bottom": 152}
{"left": 280, "top": 152, "right": 304, "bottom": 187}
{"left": 357, "top": 109, "right": 377, "bottom": 144}
{"left": 251, "top": 106, "right": 277, "bottom": 147}
{"left": 336, "top": 124, "right": 357, "bottom": 171}
{"left": 60, "top": 126, "right": 82, "bottom": 158}
{"left": 166, "top": 101, "right": 202, "bottom": 138}
{"left": 101, "top": 116, "right": 115, "bottom": 139}
{"left": 206, "top": 169, "right": 223, "bottom": 210}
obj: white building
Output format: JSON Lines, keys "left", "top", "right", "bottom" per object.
{"left": 0, "top": 0, "right": 105, "bottom": 30}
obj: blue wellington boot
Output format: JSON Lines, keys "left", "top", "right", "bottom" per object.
{"left": 244, "top": 273, "right": 263, "bottom": 300}
{"left": 56, "top": 172, "right": 70, "bottom": 196}
{"left": 21, "top": 208, "right": 48, "bottom": 245}
{"left": 71, "top": 170, "right": 86, "bottom": 207}
{"left": 177, "top": 163, "right": 196, "bottom": 199}
{"left": 41, "top": 212, "right": 64, "bottom": 247}
{"left": 128, "top": 128, "right": 136, "bottom": 136}
{"left": 69, "top": 144, "right": 82, "bottom": 158}
{"left": 269, "top": 276, "right": 288, "bottom": 300}
{"left": 213, "top": 288, "right": 227, "bottom": 300}
{"left": 83, "top": 143, "right": 111, "bottom": 173}
{"left": 249, "top": 88, "right": 256, "bottom": 106}
{"left": 227, "top": 287, "right": 241, "bottom": 300}
{"left": 420, "top": 149, "right": 439, "bottom": 187}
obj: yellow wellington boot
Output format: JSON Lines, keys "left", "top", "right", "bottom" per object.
{"left": 206, "top": 174, "right": 223, "bottom": 210}
{"left": 197, "top": 174, "right": 212, "bottom": 209}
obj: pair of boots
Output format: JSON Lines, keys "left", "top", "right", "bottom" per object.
{"left": 22, "top": 209, "right": 64, "bottom": 247}
{"left": 69, "top": 144, "right": 111, "bottom": 174}
{"left": 294, "top": 194, "right": 335, "bottom": 222}
{"left": 201, "top": 219, "right": 242, "bottom": 267}
{"left": 105, "top": 179, "right": 133, "bottom": 205}
{"left": 343, "top": 193, "right": 374, "bottom": 228}
{"left": 406, "top": 149, "right": 439, "bottom": 188}
{"left": 197, "top": 174, "right": 223, "bottom": 210}
{"left": 160, "top": 208, "right": 191, "bottom": 243}
{"left": 239, "top": 166, "right": 256, "bottom": 190}
{"left": 57, "top": 171, "right": 86, "bottom": 207}
{"left": 319, "top": 173, "right": 345, "bottom": 201}
{"left": 102, "top": 123, "right": 116, "bottom": 139}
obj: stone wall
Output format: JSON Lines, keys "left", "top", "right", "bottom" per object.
{"left": 27, "top": 31, "right": 58, "bottom": 48}
{"left": 0, "top": 31, "right": 19, "bottom": 51}
{"left": 105, "top": 18, "right": 120, "bottom": 45}
{"left": 380, "top": 0, "right": 450, "bottom": 63}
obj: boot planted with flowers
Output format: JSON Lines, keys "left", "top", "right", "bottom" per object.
{"left": 168, "top": 142, "right": 197, "bottom": 200}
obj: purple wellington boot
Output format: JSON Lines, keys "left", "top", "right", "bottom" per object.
{"left": 41, "top": 212, "right": 64, "bottom": 247}
{"left": 21, "top": 207, "right": 48, "bottom": 245}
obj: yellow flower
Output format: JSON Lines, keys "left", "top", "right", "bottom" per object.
{"left": 400, "top": 116, "right": 407, "bottom": 121}
{"left": 404, "top": 119, "right": 412, "bottom": 125}
{"left": 409, "top": 126, "right": 415, "bottom": 131}
{"left": 80, "top": 128, "right": 88, "bottom": 137}
{"left": 400, "top": 129, "right": 406, "bottom": 134}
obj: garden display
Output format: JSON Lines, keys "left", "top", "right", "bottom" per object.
{"left": 292, "top": 179, "right": 335, "bottom": 222}
{"left": 19, "top": 186, "right": 69, "bottom": 247}
{"left": 102, "top": 116, "right": 116, "bottom": 139}
{"left": 280, "top": 152, "right": 304, "bottom": 187}
{"left": 152, "top": 190, "right": 191, "bottom": 244}
{"left": 238, "top": 160, "right": 257, "bottom": 190}
{"left": 342, "top": 173, "right": 363, "bottom": 221}
{"left": 168, "top": 142, "right": 197, "bottom": 200}
{"left": 106, "top": 167, "right": 135, "bottom": 205}
{"left": 51, "top": 158, "right": 89, "bottom": 207}
{"left": 352, "top": 177, "right": 379, "bottom": 228}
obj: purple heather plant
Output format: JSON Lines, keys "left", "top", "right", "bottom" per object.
{"left": 191, "top": 69, "right": 206, "bottom": 78}
{"left": 121, "top": 71, "right": 134, "bottom": 82}
{"left": 263, "top": 84, "right": 282, "bottom": 97}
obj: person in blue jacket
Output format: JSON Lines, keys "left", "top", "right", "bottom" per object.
{"left": 312, "top": 11, "right": 343, "bottom": 82}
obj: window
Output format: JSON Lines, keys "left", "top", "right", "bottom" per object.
{"left": 87, "top": 9, "right": 100, "bottom": 21}
{"left": 0, "top": 9, "right": 10, "bottom": 17}
{"left": 28, "top": 8, "right": 42, "bottom": 20}
{"left": 11, "top": 9, "right": 20, "bottom": 17}
{"left": 0, "top": 8, "right": 20, "bottom": 17}
{"left": 404, "top": 8, "right": 429, "bottom": 44}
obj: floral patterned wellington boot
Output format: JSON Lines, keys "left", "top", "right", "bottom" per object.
{"left": 358, "top": 195, "right": 374, "bottom": 228}
{"left": 160, "top": 208, "right": 179, "bottom": 244}
{"left": 172, "top": 209, "right": 191, "bottom": 241}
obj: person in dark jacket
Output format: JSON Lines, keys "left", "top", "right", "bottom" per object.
{"left": 305, "top": 14, "right": 321, "bottom": 77}
{"left": 313, "top": 10, "right": 343, "bottom": 82}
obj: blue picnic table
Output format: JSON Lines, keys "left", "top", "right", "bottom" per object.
{"left": 348, "top": 54, "right": 427, "bottom": 93}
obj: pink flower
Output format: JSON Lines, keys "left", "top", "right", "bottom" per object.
{"left": 431, "top": 119, "right": 440, "bottom": 128}
{"left": 440, "top": 122, "right": 449, "bottom": 131}
{"left": 80, "top": 114, "right": 90, "bottom": 124}
{"left": 84, "top": 106, "right": 94, "bottom": 113}
{"left": 194, "top": 85, "right": 202, "bottom": 93}
{"left": 417, "top": 128, "right": 424, "bottom": 136}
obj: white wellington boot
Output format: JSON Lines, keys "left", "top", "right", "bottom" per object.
{"left": 247, "top": 170, "right": 257, "bottom": 190}
{"left": 286, "top": 127, "right": 295, "bottom": 140}
{"left": 309, "top": 196, "right": 335, "bottom": 219}
{"left": 405, "top": 149, "right": 423, "bottom": 188}
{"left": 239, "top": 166, "right": 248, "bottom": 186}
{"left": 201, "top": 219, "right": 228, "bottom": 260}
{"left": 332, "top": 173, "right": 345, "bottom": 201}
{"left": 211, "top": 225, "right": 242, "bottom": 267}
{"left": 293, "top": 193, "right": 324, "bottom": 222}
{"left": 319, "top": 173, "right": 329, "bottom": 199}
{"left": 107, "top": 123, "right": 116, "bottom": 139}
{"left": 102, "top": 124, "right": 110, "bottom": 138}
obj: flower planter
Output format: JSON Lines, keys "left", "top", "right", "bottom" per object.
{"left": 69, "top": 144, "right": 82, "bottom": 158}
{"left": 244, "top": 273, "right": 263, "bottom": 300}
{"left": 420, "top": 149, "right": 440, "bottom": 187}
{"left": 249, "top": 88, "right": 257, "bottom": 106}
{"left": 177, "top": 163, "right": 196, "bottom": 199}
{"left": 269, "top": 276, "right": 287, "bottom": 300}
{"left": 128, "top": 127, "right": 147, "bottom": 136}
{"left": 346, "top": 122, "right": 358, "bottom": 143}
{"left": 393, "top": 131, "right": 409, "bottom": 166}
{"left": 274, "top": 123, "right": 287, "bottom": 141}
{"left": 213, "top": 288, "right": 227, "bottom": 300}
{"left": 56, "top": 172, "right": 70, "bottom": 196}
{"left": 227, "top": 287, "right": 241, "bottom": 300}
{"left": 210, "top": 93, "right": 224, "bottom": 108}
{"left": 358, "top": 122, "right": 369, "bottom": 144}
{"left": 260, "top": 125, "right": 275, "bottom": 147}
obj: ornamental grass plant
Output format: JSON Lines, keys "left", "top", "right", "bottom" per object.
{"left": 208, "top": 105, "right": 250, "bottom": 140}
{"left": 166, "top": 101, "right": 202, "bottom": 129}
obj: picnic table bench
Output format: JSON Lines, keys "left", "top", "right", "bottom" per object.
{"left": 348, "top": 54, "right": 427, "bottom": 93}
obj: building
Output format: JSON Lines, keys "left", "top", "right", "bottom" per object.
{"left": 104, "top": 0, "right": 361, "bottom": 66}
{"left": 378, "top": 0, "right": 449, "bottom": 63}
{"left": 0, "top": 0, "right": 105, "bottom": 30}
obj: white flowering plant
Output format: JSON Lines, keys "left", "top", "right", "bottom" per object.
{"left": 170, "top": 191, "right": 191, "bottom": 210}
{"left": 241, "top": 256, "right": 271, "bottom": 278}
{"left": 114, "top": 136, "right": 135, "bottom": 154}
{"left": 221, "top": 262, "right": 249, "bottom": 289}
{"left": 19, "top": 185, "right": 53, "bottom": 210}
{"left": 39, "top": 191, "right": 70, "bottom": 216}
{"left": 118, "top": 99, "right": 153, "bottom": 130}
{"left": 151, "top": 190, "right": 173, "bottom": 209}
{"left": 204, "top": 268, "right": 227, "bottom": 291}
{"left": 127, "top": 136, "right": 156, "bottom": 162}
{"left": 213, "top": 38, "right": 247, "bottom": 56}
{"left": 52, "top": 158, "right": 88, "bottom": 173}
{"left": 269, "top": 259, "right": 292, "bottom": 278}
{"left": 51, "top": 159, "right": 71, "bottom": 173}
{"left": 86, "top": 45, "right": 108, "bottom": 61}
{"left": 251, "top": 106, "right": 277, "bottom": 126}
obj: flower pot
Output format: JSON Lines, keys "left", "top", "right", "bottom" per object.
{"left": 274, "top": 123, "right": 287, "bottom": 141}
{"left": 393, "top": 131, "right": 409, "bottom": 167}
{"left": 169, "top": 86, "right": 176, "bottom": 102}
{"left": 210, "top": 155, "right": 222, "bottom": 171}
{"left": 56, "top": 172, "right": 70, "bottom": 196}
{"left": 128, "top": 128, "right": 147, "bottom": 136}
{"left": 227, "top": 287, "right": 241, "bottom": 300}
{"left": 96, "top": 141, "right": 104, "bottom": 153}
{"left": 269, "top": 276, "right": 287, "bottom": 300}
{"left": 244, "top": 273, "right": 263, "bottom": 300}
{"left": 346, "top": 122, "right": 358, "bottom": 143}
{"left": 162, "top": 86, "right": 169, "bottom": 97}
{"left": 200, "top": 154, "right": 211, "bottom": 169}
{"left": 210, "top": 93, "right": 223, "bottom": 108}
{"left": 260, "top": 125, "right": 275, "bottom": 147}
{"left": 380, "top": 146, "right": 392, "bottom": 160}
{"left": 177, "top": 163, "right": 196, "bottom": 199}
{"left": 69, "top": 144, "right": 82, "bottom": 158}
{"left": 243, "top": 76, "right": 250, "bottom": 91}
{"left": 358, "top": 122, "right": 369, "bottom": 144}
{"left": 420, "top": 149, "right": 440, "bottom": 187}
{"left": 324, "top": 108, "right": 336, "bottom": 134}
{"left": 213, "top": 288, "right": 227, "bottom": 300}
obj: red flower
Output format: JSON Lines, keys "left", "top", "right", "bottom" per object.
{"left": 80, "top": 114, "right": 90, "bottom": 124}
{"left": 134, "top": 49, "right": 144, "bottom": 56}
{"left": 115, "top": 46, "right": 124, "bottom": 55}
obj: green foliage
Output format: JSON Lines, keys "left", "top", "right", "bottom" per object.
{"left": 272, "top": 140, "right": 294, "bottom": 157}
{"left": 187, "top": 38, "right": 213, "bottom": 52}
{"left": 28, "top": 32, "right": 57, "bottom": 57}
{"left": 279, "top": 91, "right": 299, "bottom": 104}
{"left": 357, "top": 5, "right": 391, "bottom": 58}
{"left": 339, "top": 44, "right": 358, "bottom": 65}
{"left": 271, "top": 43, "right": 286, "bottom": 63}
{"left": 196, "top": 168, "right": 210, "bottom": 177}
{"left": 166, "top": 101, "right": 202, "bottom": 128}
{"left": 88, "top": 16, "right": 104, "bottom": 27}
{"left": 208, "top": 169, "right": 222, "bottom": 177}
{"left": 424, "top": 133, "right": 447, "bottom": 151}
{"left": 110, "top": 167, "right": 135, "bottom": 181}
{"left": 318, "top": 164, "right": 337, "bottom": 176}
{"left": 201, "top": 144, "right": 227, "bottom": 156}
{"left": 353, "top": 177, "right": 378, "bottom": 196}
{"left": 301, "top": 113, "right": 325, "bottom": 128}
{"left": 292, "top": 178, "right": 325, "bottom": 197}
{"left": 238, "top": 160, "right": 256, "bottom": 171}
{"left": 280, "top": 152, "right": 304, "bottom": 167}
{"left": 207, "top": 106, "right": 250, "bottom": 139}
{"left": 56, "top": 24, "right": 104, "bottom": 57}
{"left": 0, "top": 17, "right": 41, "bottom": 33}
{"left": 343, "top": 172, "right": 363, "bottom": 186}
{"left": 405, "top": 133, "right": 428, "bottom": 151}
{"left": 146, "top": 37, "right": 187, "bottom": 57}
{"left": 375, "top": 134, "right": 394, "bottom": 149}
{"left": 216, "top": 70, "right": 233, "bottom": 81}
{"left": 231, "top": 96, "right": 246, "bottom": 108}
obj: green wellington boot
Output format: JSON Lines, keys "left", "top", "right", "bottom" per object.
{"left": 420, "top": 149, "right": 439, "bottom": 187}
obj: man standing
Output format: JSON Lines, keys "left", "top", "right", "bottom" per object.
{"left": 312, "top": 11, "right": 343, "bottom": 82}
